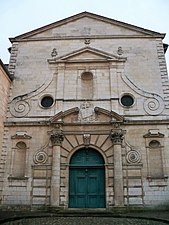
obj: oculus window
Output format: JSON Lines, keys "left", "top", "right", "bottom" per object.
{"left": 40, "top": 96, "right": 54, "bottom": 108}
{"left": 120, "top": 94, "right": 134, "bottom": 107}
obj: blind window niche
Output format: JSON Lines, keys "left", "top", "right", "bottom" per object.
{"left": 81, "top": 71, "right": 93, "bottom": 99}
{"left": 13, "top": 141, "right": 27, "bottom": 177}
{"left": 149, "top": 140, "right": 163, "bottom": 178}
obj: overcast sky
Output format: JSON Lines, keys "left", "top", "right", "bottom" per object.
{"left": 0, "top": 0, "right": 169, "bottom": 69}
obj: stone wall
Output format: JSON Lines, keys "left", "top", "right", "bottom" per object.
{"left": 0, "top": 62, "right": 11, "bottom": 154}
{"left": 1, "top": 114, "right": 169, "bottom": 207}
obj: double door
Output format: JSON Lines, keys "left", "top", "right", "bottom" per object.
{"left": 69, "top": 166, "right": 105, "bottom": 208}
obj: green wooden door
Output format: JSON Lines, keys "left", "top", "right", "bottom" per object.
{"left": 69, "top": 148, "right": 105, "bottom": 208}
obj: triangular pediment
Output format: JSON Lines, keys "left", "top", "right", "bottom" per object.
{"left": 10, "top": 12, "right": 165, "bottom": 42}
{"left": 48, "top": 46, "right": 126, "bottom": 63}
{"left": 50, "top": 106, "right": 123, "bottom": 124}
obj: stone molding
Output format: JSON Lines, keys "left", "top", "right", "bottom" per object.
{"left": 143, "top": 131, "right": 164, "bottom": 138}
{"left": 11, "top": 131, "right": 32, "bottom": 139}
{"left": 50, "top": 107, "right": 79, "bottom": 123}
{"left": 95, "top": 107, "right": 123, "bottom": 122}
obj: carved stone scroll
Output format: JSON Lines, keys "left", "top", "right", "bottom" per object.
{"left": 10, "top": 99, "right": 30, "bottom": 117}
{"left": 121, "top": 73, "right": 164, "bottom": 115}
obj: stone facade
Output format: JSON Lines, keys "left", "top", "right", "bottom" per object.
{"left": 0, "top": 12, "right": 169, "bottom": 208}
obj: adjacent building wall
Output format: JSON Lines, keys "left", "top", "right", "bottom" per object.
{"left": 0, "top": 60, "right": 12, "bottom": 154}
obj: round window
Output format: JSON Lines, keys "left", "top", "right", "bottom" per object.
{"left": 121, "top": 95, "right": 134, "bottom": 107}
{"left": 41, "top": 96, "right": 54, "bottom": 108}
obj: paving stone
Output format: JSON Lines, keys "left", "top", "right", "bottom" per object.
{"left": 2, "top": 217, "right": 168, "bottom": 225}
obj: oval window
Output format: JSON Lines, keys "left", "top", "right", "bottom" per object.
{"left": 121, "top": 95, "right": 134, "bottom": 107}
{"left": 41, "top": 96, "right": 54, "bottom": 108}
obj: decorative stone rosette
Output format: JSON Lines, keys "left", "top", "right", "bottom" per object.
{"left": 33, "top": 151, "right": 48, "bottom": 164}
{"left": 126, "top": 150, "right": 141, "bottom": 164}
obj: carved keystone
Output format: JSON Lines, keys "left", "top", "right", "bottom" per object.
{"left": 83, "top": 134, "right": 91, "bottom": 147}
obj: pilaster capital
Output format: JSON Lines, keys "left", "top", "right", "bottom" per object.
{"left": 50, "top": 129, "right": 64, "bottom": 146}
{"left": 110, "top": 129, "right": 126, "bottom": 145}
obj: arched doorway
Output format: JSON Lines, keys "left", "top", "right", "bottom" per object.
{"left": 69, "top": 148, "right": 105, "bottom": 208}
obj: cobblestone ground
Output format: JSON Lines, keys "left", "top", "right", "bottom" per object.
{"left": 2, "top": 217, "right": 168, "bottom": 225}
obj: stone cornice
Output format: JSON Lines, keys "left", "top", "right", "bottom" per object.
{"left": 4, "top": 119, "right": 169, "bottom": 127}
{"left": 143, "top": 131, "right": 164, "bottom": 138}
{"left": 10, "top": 35, "right": 165, "bottom": 43}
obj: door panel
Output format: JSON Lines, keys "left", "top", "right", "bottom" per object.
{"left": 69, "top": 149, "right": 105, "bottom": 208}
{"left": 69, "top": 169, "right": 86, "bottom": 208}
{"left": 69, "top": 168, "right": 105, "bottom": 208}
{"left": 87, "top": 169, "right": 105, "bottom": 208}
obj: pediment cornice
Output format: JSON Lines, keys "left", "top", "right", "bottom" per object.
{"left": 10, "top": 11, "right": 165, "bottom": 42}
{"left": 48, "top": 46, "right": 127, "bottom": 64}
{"left": 50, "top": 107, "right": 79, "bottom": 123}
{"left": 94, "top": 107, "right": 124, "bottom": 122}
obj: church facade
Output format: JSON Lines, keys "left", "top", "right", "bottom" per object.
{"left": 0, "top": 12, "right": 169, "bottom": 208}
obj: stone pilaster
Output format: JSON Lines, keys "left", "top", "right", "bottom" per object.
{"left": 110, "top": 129, "right": 125, "bottom": 206}
{"left": 50, "top": 129, "right": 64, "bottom": 206}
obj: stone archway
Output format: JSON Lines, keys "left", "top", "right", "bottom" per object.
{"left": 69, "top": 148, "right": 105, "bottom": 208}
